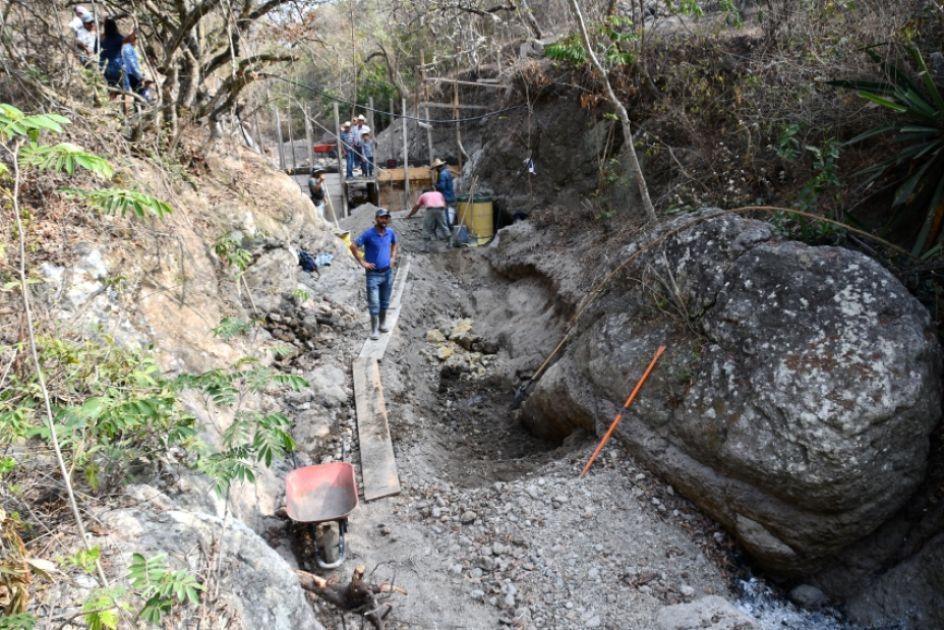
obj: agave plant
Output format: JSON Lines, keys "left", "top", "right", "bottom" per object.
{"left": 831, "top": 47, "right": 944, "bottom": 255}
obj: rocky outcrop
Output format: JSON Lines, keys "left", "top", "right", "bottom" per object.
{"left": 844, "top": 532, "right": 944, "bottom": 629}
{"left": 513, "top": 211, "right": 942, "bottom": 576}
{"left": 88, "top": 493, "right": 324, "bottom": 629}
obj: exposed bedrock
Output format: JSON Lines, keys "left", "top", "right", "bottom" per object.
{"left": 507, "top": 211, "right": 942, "bottom": 576}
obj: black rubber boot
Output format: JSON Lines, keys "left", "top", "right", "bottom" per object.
{"left": 370, "top": 315, "right": 380, "bottom": 340}
{"left": 378, "top": 310, "right": 389, "bottom": 333}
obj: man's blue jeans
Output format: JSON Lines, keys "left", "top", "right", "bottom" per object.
{"left": 345, "top": 151, "right": 355, "bottom": 178}
{"left": 365, "top": 269, "right": 393, "bottom": 316}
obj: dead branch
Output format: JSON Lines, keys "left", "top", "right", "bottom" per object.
{"left": 296, "top": 565, "right": 406, "bottom": 630}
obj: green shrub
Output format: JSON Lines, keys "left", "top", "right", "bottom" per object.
{"left": 830, "top": 47, "right": 944, "bottom": 254}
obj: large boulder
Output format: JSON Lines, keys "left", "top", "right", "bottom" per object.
{"left": 517, "top": 211, "right": 942, "bottom": 575}
{"left": 87, "top": 500, "right": 324, "bottom": 629}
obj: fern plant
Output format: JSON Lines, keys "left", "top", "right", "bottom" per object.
{"left": 62, "top": 187, "right": 173, "bottom": 219}
{"left": 830, "top": 47, "right": 944, "bottom": 254}
{"left": 128, "top": 553, "right": 203, "bottom": 624}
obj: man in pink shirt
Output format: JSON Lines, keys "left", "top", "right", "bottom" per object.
{"left": 406, "top": 189, "right": 449, "bottom": 241}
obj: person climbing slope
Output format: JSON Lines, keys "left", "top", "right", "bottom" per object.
{"left": 121, "top": 30, "right": 145, "bottom": 93}
{"left": 349, "top": 208, "right": 397, "bottom": 340}
{"left": 99, "top": 18, "right": 124, "bottom": 88}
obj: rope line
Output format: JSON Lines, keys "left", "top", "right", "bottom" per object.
{"left": 261, "top": 74, "right": 528, "bottom": 125}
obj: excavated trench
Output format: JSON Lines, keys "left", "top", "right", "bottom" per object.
{"left": 273, "top": 203, "right": 861, "bottom": 629}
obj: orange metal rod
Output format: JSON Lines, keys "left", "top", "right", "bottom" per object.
{"left": 579, "top": 345, "right": 666, "bottom": 478}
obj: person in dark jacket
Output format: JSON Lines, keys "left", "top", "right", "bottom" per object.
{"left": 99, "top": 18, "right": 124, "bottom": 87}
{"left": 432, "top": 158, "right": 456, "bottom": 226}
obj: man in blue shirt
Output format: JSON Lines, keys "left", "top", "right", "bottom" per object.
{"left": 350, "top": 208, "right": 398, "bottom": 340}
{"left": 432, "top": 158, "right": 456, "bottom": 226}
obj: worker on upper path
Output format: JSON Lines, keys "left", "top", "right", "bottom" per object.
{"left": 340, "top": 121, "right": 355, "bottom": 179}
{"left": 308, "top": 165, "right": 327, "bottom": 221}
{"left": 406, "top": 188, "right": 449, "bottom": 242}
{"left": 432, "top": 158, "right": 456, "bottom": 226}
{"left": 352, "top": 115, "right": 371, "bottom": 176}
{"left": 350, "top": 208, "right": 398, "bottom": 340}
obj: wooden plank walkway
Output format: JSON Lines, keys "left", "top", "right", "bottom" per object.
{"left": 353, "top": 357, "right": 399, "bottom": 501}
{"left": 353, "top": 258, "right": 411, "bottom": 500}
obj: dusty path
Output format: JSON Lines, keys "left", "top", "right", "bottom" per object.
{"left": 286, "top": 205, "right": 752, "bottom": 630}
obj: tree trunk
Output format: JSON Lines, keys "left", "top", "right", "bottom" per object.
{"left": 567, "top": 0, "right": 656, "bottom": 223}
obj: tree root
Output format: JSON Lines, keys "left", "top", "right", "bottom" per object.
{"left": 296, "top": 565, "right": 406, "bottom": 630}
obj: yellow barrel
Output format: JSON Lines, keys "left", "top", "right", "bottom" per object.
{"left": 456, "top": 195, "right": 494, "bottom": 245}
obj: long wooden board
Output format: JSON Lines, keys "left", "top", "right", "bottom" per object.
{"left": 353, "top": 357, "right": 400, "bottom": 500}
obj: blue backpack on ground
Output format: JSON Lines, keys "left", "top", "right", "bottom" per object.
{"left": 298, "top": 249, "right": 318, "bottom": 272}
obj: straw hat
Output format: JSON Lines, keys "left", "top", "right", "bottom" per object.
{"left": 356, "top": 114, "right": 366, "bottom": 121}
{"left": 342, "top": 121, "right": 351, "bottom": 128}
{"left": 431, "top": 158, "right": 446, "bottom": 168}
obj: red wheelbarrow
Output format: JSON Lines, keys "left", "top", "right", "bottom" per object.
{"left": 285, "top": 462, "right": 358, "bottom": 569}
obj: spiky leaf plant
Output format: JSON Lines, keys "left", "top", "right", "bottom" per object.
{"left": 831, "top": 47, "right": 944, "bottom": 255}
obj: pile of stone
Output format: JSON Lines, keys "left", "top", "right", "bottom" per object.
{"left": 425, "top": 319, "right": 499, "bottom": 384}
{"left": 265, "top": 293, "right": 357, "bottom": 349}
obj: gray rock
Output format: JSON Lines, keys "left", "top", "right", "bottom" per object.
{"left": 516, "top": 212, "right": 942, "bottom": 575}
{"left": 86, "top": 507, "right": 323, "bottom": 630}
{"left": 788, "top": 584, "right": 828, "bottom": 610}
{"left": 843, "top": 532, "right": 944, "bottom": 630}
{"left": 656, "top": 596, "right": 760, "bottom": 630}
{"left": 242, "top": 247, "right": 297, "bottom": 313}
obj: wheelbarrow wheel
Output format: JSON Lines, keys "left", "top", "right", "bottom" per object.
{"left": 317, "top": 523, "right": 340, "bottom": 565}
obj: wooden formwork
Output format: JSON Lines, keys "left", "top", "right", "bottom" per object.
{"left": 376, "top": 166, "right": 459, "bottom": 210}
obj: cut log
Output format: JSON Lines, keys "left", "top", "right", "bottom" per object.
{"left": 296, "top": 566, "right": 406, "bottom": 630}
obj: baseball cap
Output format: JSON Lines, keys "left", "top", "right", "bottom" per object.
{"left": 375, "top": 208, "right": 390, "bottom": 218}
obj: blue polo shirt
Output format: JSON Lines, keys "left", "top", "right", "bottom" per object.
{"left": 355, "top": 226, "right": 397, "bottom": 269}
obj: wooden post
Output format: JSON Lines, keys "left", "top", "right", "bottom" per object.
{"left": 252, "top": 110, "right": 263, "bottom": 155}
{"left": 401, "top": 98, "right": 410, "bottom": 208}
{"left": 454, "top": 79, "right": 461, "bottom": 172}
{"left": 273, "top": 106, "right": 285, "bottom": 170}
{"left": 453, "top": 49, "right": 463, "bottom": 173}
{"left": 421, "top": 50, "right": 434, "bottom": 164}
{"left": 389, "top": 98, "right": 395, "bottom": 141}
{"left": 304, "top": 105, "right": 314, "bottom": 167}
{"left": 334, "top": 102, "right": 348, "bottom": 218}
{"left": 367, "top": 97, "right": 375, "bottom": 136}
{"left": 286, "top": 106, "right": 297, "bottom": 173}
